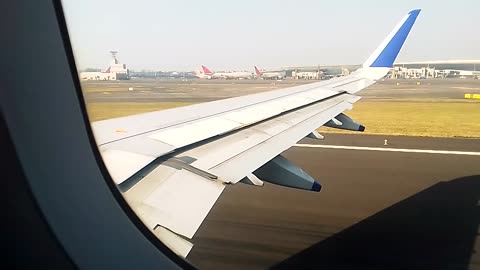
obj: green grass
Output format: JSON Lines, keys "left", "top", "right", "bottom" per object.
{"left": 87, "top": 102, "right": 192, "bottom": 121}
{"left": 319, "top": 101, "right": 480, "bottom": 138}
{"left": 87, "top": 100, "right": 480, "bottom": 138}
{"left": 81, "top": 84, "right": 131, "bottom": 93}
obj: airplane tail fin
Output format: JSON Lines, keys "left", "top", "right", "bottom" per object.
{"left": 254, "top": 66, "right": 263, "bottom": 76}
{"left": 362, "top": 9, "right": 421, "bottom": 68}
{"left": 201, "top": 65, "right": 213, "bottom": 75}
{"left": 194, "top": 69, "right": 201, "bottom": 76}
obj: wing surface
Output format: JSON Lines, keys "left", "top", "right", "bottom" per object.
{"left": 91, "top": 9, "right": 421, "bottom": 257}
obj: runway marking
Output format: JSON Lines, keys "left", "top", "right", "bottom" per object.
{"left": 294, "top": 144, "right": 480, "bottom": 156}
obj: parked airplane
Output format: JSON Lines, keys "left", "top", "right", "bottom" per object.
{"left": 194, "top": 69, "right": 211, "bottom": 79}
{"left": 254, "top": 66, "right": 284, "bottom": 80}
{"left": 201, "top": 65, "right": 253, "bottom": 79}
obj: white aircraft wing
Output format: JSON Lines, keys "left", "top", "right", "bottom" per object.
{"left": 91, "top": 9, "right": 421, "bottom": 257}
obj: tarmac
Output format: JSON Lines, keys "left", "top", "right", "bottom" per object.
{"left": 361, "top": 78, "right": 480, "bottom": 100}
{"left": 82, "top": 78, "right": 480, "bottom": 103}
{"left": 83, "top": 79, "right": 308, "bottom": 103}
{"left": 187, "top": 134, "right": 480, "bottom": 269}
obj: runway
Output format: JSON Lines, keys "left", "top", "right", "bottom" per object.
{"left": 82, "top": 78, "right": 480, "bottom": 103}
{"left": 187, "top": 134, "right": 480, "bottom": 269}
{"left": 82, "top": 79, "right": 308, "bottom": 103}
{"left": 360, "top": 78, "right": 480, "bottom": 100}
{"left": 299, "top": 133, "right": 480, "bottom": 152}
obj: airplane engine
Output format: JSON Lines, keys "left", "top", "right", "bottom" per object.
{"left": 252, "top": 155, "right": 321, "bottom": 192}
{"left": 324, "top": 113, "right": 365, "bottom": 132}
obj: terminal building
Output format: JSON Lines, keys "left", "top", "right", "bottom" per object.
{"left": 281, "top": 60, "right": 480, "bottom": 80}
{"left": 80, "top": 51, "right": 129, "bottom": 80}
{"left": 391, "top": 60, "right": 480, "bottom": 79}
{"left": 282, "top": 65, "right": 360, "bottom": 79}
{"left": 292, "top": 70, "right": 324, "bottom": 80}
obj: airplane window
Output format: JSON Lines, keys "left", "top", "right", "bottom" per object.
{"left": 60, "top": 0, "right": 480, "bottom": 269}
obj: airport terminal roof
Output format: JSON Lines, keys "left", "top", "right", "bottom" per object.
{"left": 393, "top": 60, "right": 480, "bottom": 71}
{"left": 281, "top": 60, "right": 480, "bottom": 73}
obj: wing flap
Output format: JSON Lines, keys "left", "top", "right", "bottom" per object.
{"left": 101, "top": 149, "right": 156, "bottom": 184}
{"left": 152, "top": 226, "right": 194, "bottom": 258}
{"left": 124, "top": 165, "right": 225, "bottom": 239}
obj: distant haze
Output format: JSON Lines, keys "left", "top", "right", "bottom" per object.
{"left": 62, "top": 0, "right": 480, "bottom": 71}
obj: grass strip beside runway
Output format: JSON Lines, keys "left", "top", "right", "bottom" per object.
{"left": 87, "top": 102, "right": 192, "bottom": 121}
{"left": 319, "top": 101, "right": 480, "bottom": 138}
{"left": 87, "top": 100, "right": 480, "bottom": 138}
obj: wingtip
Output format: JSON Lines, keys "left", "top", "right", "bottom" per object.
{"left": 409, "top": 9, "right": 421, "bottom": 14}
{"left": 363, "top": 9, "right": 421, "bottom": 68}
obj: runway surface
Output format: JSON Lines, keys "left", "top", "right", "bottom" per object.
{"left": 299, "top": 133, "right": 480, "bottom": 152}
{"left": 82, "top": 78, "right": 480, "bottom": 103}
{"left": 187, "top": 134, "right": 480, "bottom": 269}
{"left": 361, "top": 78, "right": 480, "bottom": 100}
{"left": 83, "top": 79, "right": 308, "bottom": 103}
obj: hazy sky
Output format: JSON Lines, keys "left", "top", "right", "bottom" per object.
{"left": 62, "top": 0, "right": 479, "bottom": 71}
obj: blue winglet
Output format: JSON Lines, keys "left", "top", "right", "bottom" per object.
{"left": 367, "top": 9, "right": 421, "bottom": 68}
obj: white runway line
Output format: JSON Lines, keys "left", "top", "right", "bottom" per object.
{"left": 294, "top": 144, "right": 480, "bottom": 156}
